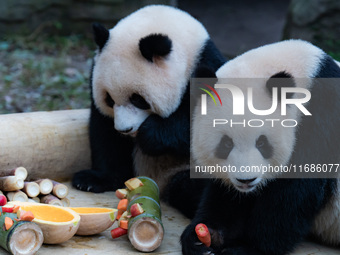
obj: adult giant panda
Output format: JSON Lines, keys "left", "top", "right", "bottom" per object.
{"left": 72, "top": 5, "right": 226, "bottom": 218}
{"left": 182, "top": 40, "right": 340, "bottom": 254}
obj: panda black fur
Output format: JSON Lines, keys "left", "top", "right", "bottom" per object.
{"left": 72, "top": 5, "right": 226, "bottom": 218}
{"left": 182, "top": 40, "right": 340, "bottom": 254}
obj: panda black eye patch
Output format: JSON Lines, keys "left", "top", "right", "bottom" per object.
{"left": 130, "top": 93, "right": 150, "bottom": 110}
{"left": 256, "top": 135, "right": 273, "bottom": 159}
{"left": 105, "top": 92, "right": 115, "bottom": 108}
{"left": 215, "top": 135, "right": 234, "bottom": 160}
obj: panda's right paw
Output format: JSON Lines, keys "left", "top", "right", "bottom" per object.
{"left": 181, "top": 224, "right": 214, "bottom": 255}
{"left": 72, "top": 169, "right": 119, "bottom": 193}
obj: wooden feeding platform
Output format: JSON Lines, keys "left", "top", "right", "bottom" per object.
{"left": 0, "top": 109, "right": 339, "bottom": 255}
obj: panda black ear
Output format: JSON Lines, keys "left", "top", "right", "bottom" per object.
{"left": 266, "top": 71, "right": 295, "bottom": 100}
{"left": 92, "top": 23, "right": 109, "bottom": 51}
{"left": 139, "top": 34, "right": 172, "bottom": 62}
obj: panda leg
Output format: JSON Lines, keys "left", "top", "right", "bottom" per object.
{"left": 72, "top": 104, "right": 134, "bottom": 193}
{"left": 161, "top": 170, "right": 209, "bottom": 219}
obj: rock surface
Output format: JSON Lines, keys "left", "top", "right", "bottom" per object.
{"left": 284, "top": 0, "right": 340, "bottom": 53}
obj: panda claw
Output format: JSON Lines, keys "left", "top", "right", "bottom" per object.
{"left": 194, "top": 242, "right": 203, "bottom": 246}
{"left": 87, "top": 186, "right": 92, "bottom": 192}
{"left": 203, "top": 251, "right": 212, "bottom": 255}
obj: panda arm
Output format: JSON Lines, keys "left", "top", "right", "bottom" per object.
{"left": 136, "top": 87, "right": 190, "bottom": 157}
{"left": 72, "top": 103, "right": 134, "bottom": 192}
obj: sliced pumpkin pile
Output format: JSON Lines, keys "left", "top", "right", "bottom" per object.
{"left": 70, "top": 207, "right": 117, "bottom": 236}
{"left": 8, "top": 201, "right": 80, "bottom": 244}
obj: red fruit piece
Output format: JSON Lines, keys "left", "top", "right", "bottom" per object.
{"left": 111, "top": 227, "right": 128, "bottom": 239}
{"left": 115, "top": 189, "right": 128, "bottom": 199}
{"left": 0, "top": 195, "right": 7, "bottom": 206}
{"left": 130, "top": 203, "right": 144, "bottom": 217}
{"left": 124, "top": 178, "right": 143, "bottom": 190}
{"left": 2, "top": 207, "right": 14, "bottom": 213}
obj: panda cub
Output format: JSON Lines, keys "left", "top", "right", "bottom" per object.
{"left": 72, "top": 5, "right": 226, "bottom": 217}
{"left": 182, "top": 40, "right": 340, "bottom": 254}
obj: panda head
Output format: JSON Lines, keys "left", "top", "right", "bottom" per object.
{"left": 91, "top": 5, "right": 209, "bottom": 136}
{"left": 192, "top": 40, "right": 325, "bottom": 193}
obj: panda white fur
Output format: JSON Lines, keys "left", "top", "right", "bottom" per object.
{"left": 181, "top": 40, "right": 340, "bottom": 254}
{"left": 72, "top": 5, "right": 226, "bottom": 218}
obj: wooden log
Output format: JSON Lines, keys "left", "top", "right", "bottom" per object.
{"left": 0, "top": 110, "right": 91, "bottom": 181}
{"left": 125, "top": 176, "right": 164, "bottom": 252}
{"left": 0, "top": 210, "right": 43, "bottom": 255}
{"left": 35, "top": 179, "right": 53, "bottom": 195}
{"left": 6, "top": 191, "right": 28, "bottom": 202}
{"left": 0, "top": 167, "right": 28, "bottom": 180}
{"left": 52, "top": 181, "right": 69, "bottom": 199}
{"left": 40, "top": 194, "right": 63, "bottom": 206}
{"left": 22, "top": 182, "right": 40, "bottom": 198}
{"left": 0, "top": 176, "right": 24, "bottom": 191}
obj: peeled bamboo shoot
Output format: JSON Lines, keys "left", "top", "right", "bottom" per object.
{"left": 0, "top": 176, "right": 24, "bottom": 191}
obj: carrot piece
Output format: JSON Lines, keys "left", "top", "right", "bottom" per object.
{"left": 116, "top": 209, "right": 124, "bottom": 220}
{"left": 111, "top": 227, "right": 128, "bottom": 239}
{"left": 119, "top": 219, "right": 129, "bottom": 230}
{"left": 195, "top": 223, "right": 211, "bottom": 247}
{"left": 5, "top": 217, "right": 13, "bottom": 230}
{"left": 12, "top": 205, "right": 20, "bottom": 213}
{"left": 117, "top": 199, "right": 128, "bottom": 211}
{"left": 20, "top": 211, "right": 35, "bottom": 221}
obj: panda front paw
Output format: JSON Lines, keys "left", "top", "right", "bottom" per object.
{"left": 181, "top": 224, "right": 215, "bottom": 255}
{"left": 72, "top": 169, "right": 121, "bottom": 193}
{"left": 136, "top": 114, "right": 167, "bottom": 156}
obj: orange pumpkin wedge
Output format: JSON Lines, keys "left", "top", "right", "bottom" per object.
{"left": 8, "top": 201, "right": 80, "bottom": 244}
{"left": 70, "top": 207, "right": 117, "bottom": 236}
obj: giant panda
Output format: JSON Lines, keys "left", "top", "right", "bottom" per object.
{"left": 72, "top": 5, "right": 226, "bottom": 218}
{"left": 181, "top": 40, "right": 340, "bottom": 254}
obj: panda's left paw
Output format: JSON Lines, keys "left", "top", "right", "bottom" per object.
{"left": 181, "top": 223, "right": 215, "bottom": 255}
{"left": 136, "top": 115, "right": 167, "bottom": 156}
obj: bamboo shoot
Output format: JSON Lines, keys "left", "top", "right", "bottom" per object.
{"left": 0, "top": 167, "right": 28, "bottom": 180}
{"left": 22, "top": 182, "right": 40, "bottom": 198}
{"left": 0, "top": 209, "right": 43, "bottom": 255}
{"left": 52, "top": 181, "right": 68, "bottom": 199}
{"left": 0, "top": 177, "right": 24, "bottom": 191}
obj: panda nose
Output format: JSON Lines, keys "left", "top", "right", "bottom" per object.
{"left": 236, "top": 178, "right": 257, "bottom": 184}
{"left": 117, "top": 127, "right": 133, "bottom": 134}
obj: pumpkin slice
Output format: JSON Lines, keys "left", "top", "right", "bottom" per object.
{"left": 9, "top": 201, "right": 80, "bottom": 244}
{"left": 70, "top": 207, "right": 117, "bottom": 236}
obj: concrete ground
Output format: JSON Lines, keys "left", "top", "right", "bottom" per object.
{"left": 2, "top": 183, "right": 336, "bottom": 255}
